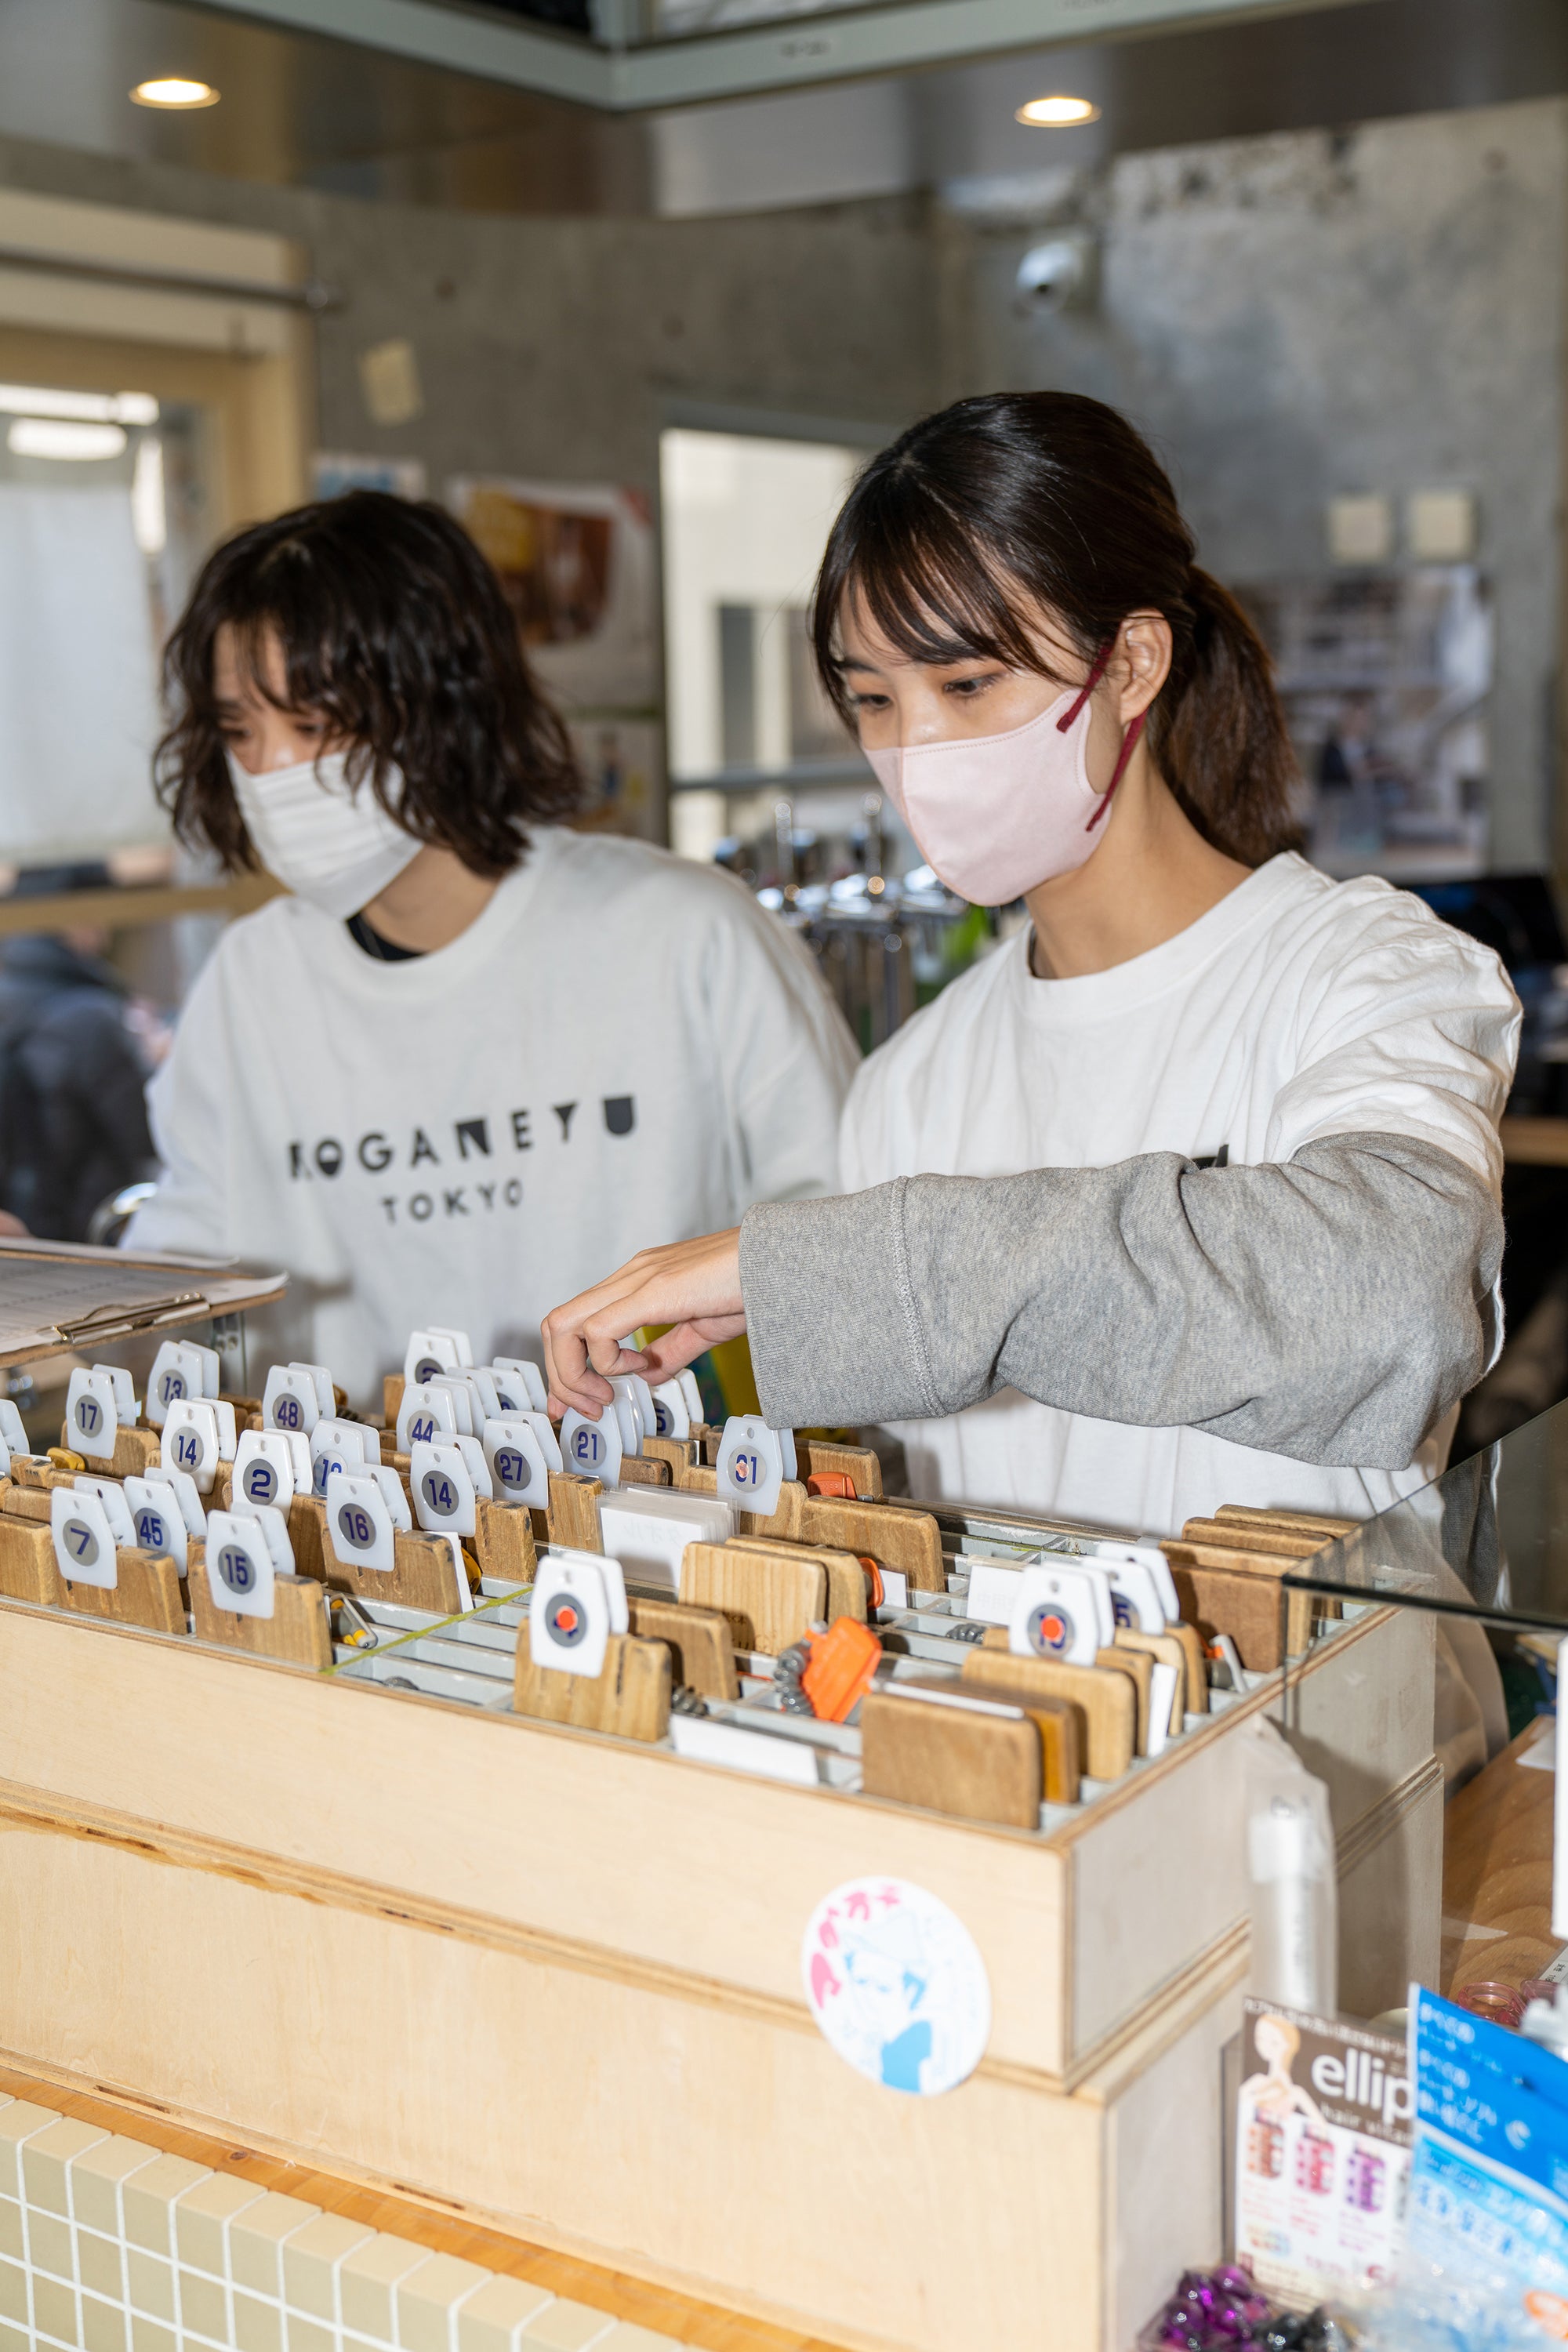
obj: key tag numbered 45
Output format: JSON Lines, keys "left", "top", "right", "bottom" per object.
{"left": 232, "top": 1428, "right": 308, "bottom": 1512}
{"left": 50, "top": 1486, "right": 119, "bottom": 1590}
{"left": 397, "top": 1381, "right": 458, "bottom": 1456}
{"left": 66, "top": 1367, "right": 118, "bottom": 1462}
{"left": 717, "top": 1417, "right": 787, "bottom": 1516}
{"left": 123, "top": 1475, "right": 187, "bottom": 1570}
{"left": 559, "top": 1406, "right": 622, "bottom": 1491}
{"left": 204, "top": 1510, "right": 277, "bottom": 1620}
{"left": 1009, "top": 1563, "right": 1113, "bottom": 1666}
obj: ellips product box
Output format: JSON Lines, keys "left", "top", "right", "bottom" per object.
{"left": 1235, "top": 1996, "right": 1412, "bottom": 2303}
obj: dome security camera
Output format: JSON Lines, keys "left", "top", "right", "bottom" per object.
{"left": 1014, "top": 231, "right": 1098, "bottom": 315}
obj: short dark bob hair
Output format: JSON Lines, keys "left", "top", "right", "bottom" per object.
{"left": 813, "top": 392, "right": 1298, "bottom": 868}
{"left": 156, "top": 491, "right": 583, "bottom": 875}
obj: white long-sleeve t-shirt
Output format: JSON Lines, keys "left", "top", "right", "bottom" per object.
{"left": 126, "top": 828, "right": 859, "bottom": 1406}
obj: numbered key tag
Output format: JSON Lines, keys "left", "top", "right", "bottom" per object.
{"left": 122, "top": 1477, "right": 188, "bottom": 1570}
{"left": 605, "top": 1379, "right": 643, "bottom": 1457}
{"left": 778, "top": 1427, "right": 798, "bottom": 1482}
{"left": 429, "top": 1375, "right": 475, "bottom": 1436}
{"left": 559, "top": 1406, "right": 622, "bottom": 1490}
{"left": 463, "top": 1367, "right": 503, "bottom": 1428}
{"left": 205, "top": 1511, "right": 276, "bottom": 1620}
{"left": 492, "top": 1358, "right": 548, "bottom": 1414}
{"left": 717, "top": 1417, "right": 785, "bottom": 1516}
{"left": 1103, "top": 1541, "right": 1181, "bottom": 1625}
{"left": 93, "top": 1363, "right": 138, "bottom": 1423}
{"left": 310, "top": 1420, "right": 371, "bottom": 1498}
{"left": 397, "top": 1381, "right": 459, "bottom": 1455}
{"left": 74, "top": 1475, "right": 136, "bottom": 1545}
{"left": 1098, "top": 1554, "right": 1167, "bottom": 1635}
{"left": 263, "top": 1365, "right": 319, "bottom": 1437}
{"left": 1009, "top": 1564, "right": 1110, "bottom": 1666}
{"left": 411, "top": 1439, "right": 477, "bottom": 1537}
{"left": 291, "top": 1361, "right": 336, "bottom": 1416}
{"left": 233, "top": 1429, "right": 301, "bottom": 1512}
{"left": 51, "top": 1486, "right": 118, "bottom": 1589}
{"left": 330, "top": 1472, "right": 396, "bottom": 1572}
{"left": 0, "top": 1399, "right": 27, "bottom": 1455}
{"left": 145, "top": 1462, "right": 206, "bottom": 1537}
{"left": 677, "top": 1368, "right": 704, "bottom": 1425}
{"left": 405, "top": 1329, "right": 460, "bottom": 1386}
{"left": 66, "top": 1367, "right": 118, "bottom": 1461}
{"left": 369, "top": 1464, "right": 412, "bottom": 1532}
{"left": 428, "top": 1325, "right": 474, "bottom": 1367}
{"left": 146, "top": 1340, "right": 202, "bottom": 1428}
{"left": 483, "top": 1417, "right": 551, "bottom": 1508}
{"left": 649, "top": 1381, "right": 691, "bottom": 1441}
{"left": 162, "top": 1397, "right": 221, "bottom": 1492}
{"left": 530, "top": 1552, "right": 611, "bottom": 1678}
{"left": 190, "top": 1342, "right": 221, "bottom": 1399}
{"left": 448, "top": 1432, "right": 493, "bottom": 1500}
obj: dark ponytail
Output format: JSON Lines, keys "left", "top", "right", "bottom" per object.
{"left": 812, "top": 392, "right": 1299, "bottom": 866}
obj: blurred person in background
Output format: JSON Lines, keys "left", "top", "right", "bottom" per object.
{"left": 0, "top": 863, "right": 161, "bottom": 1240}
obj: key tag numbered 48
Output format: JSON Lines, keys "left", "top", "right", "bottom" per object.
{"left": 397, "top": 1381, "right": 459, "bottom": 1456}
{"left": 65, "top": 1367, "right": 118, "bottom": 1461}
{"left": 123, "top": 1475, "right": 187, "bottom": 1570}
{"left": 232, "top": 1428, "right": 307, "bottom": 1512}
{"left": 410, "top": 1439, "right": 477, "bottom": 1538}
{"left": 716, "top": 1417, "right": 786, "bottom": 1517}
{"left": 263, "top": 1364, "right": 319, "bottom": 1437}
{"left": 482, "top": 1417, "right": 552, "bottom": 1508}
{"left": 1009, "top": 1563, "right": 1113, "bottom": 1666}
{"left": 50, "top": 1486, "right": 118, "bottom": 1590}
{"left": 204, "top": 1510, "right": 276, "bottom": 1620}
{"left": 559, "top": 1406, "right": 622, "bottom": 1491}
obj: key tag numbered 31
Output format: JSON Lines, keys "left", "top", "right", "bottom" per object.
{"left": 232, "top": 1428, "right": 308, "bottom": 1512}
{"left": 123, "top": 1475, "right": 187, "bottom": 1570}
{"left": 50, "top": 1486, "right": 118, "bottom": 1590}
{"left": 411, "top": 1438, "right": 478, "bottom": 1537}
{"left": 397, "top": 1381, "right": 459, "bottom": 1455}
{"left": 717, "top": 1417, "right": 786, "bottom": 1517}
{"left": 65, "top": 1367, "right": 118, "bottom": 1462}
{"left": 1009, "top": 1563, "right": 1113, "bottom": 1666}
{"left": 483, "top": 1417, "right": 552, "bottom": 1508}
{"left": 204, "top": 1510, "right": 276, "bottom": 1620}
{"left": 492, "top": 1359, "right": 548, "bottom": 1414}
{"left": 559, "top": 1406, "right": 622, "bottom": 1491}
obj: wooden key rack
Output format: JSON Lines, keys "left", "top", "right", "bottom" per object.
{"left": 679, "top": 1538, "right": 826, "bottom": 1657}
{"left": 513, "top": 1621, "right": 671, "bottom": 1740}
{"left": 623, "top": 1596, "right": 739, "bottom": 1700}
{"left": 59, "top": 1546, "right": 187, "bottom": 1637}
{"left": 961, "top": 1646, "right": 1138, "bottom": 1780}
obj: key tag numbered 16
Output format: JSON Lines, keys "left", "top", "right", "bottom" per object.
{"left": 492, "top": 1359, "right": 548, "bottom": 1414}
{"left": 162, "top": 1396, "right": 236, "bottom": 1493}
{"left": 205, "top": 1510, "right": 276, "bottom": 1620}
{"left": 397, "top": 1381, "right": 459, "bottom": 1456}
{"left": 50, "top": 1486, "right": 119, "bottom": 1590}
{"left": 233, "top": 1428, "right": 307, "bottom": 1512}
{"left": 483, "top": 1417, "right": 552, "bottom": 1508}
{"left": 559, "top": 1406, "right": 622, "bottom": 1491}
{"left": 123, "top": 1475, "right": 187, "bottom": 1570}
{"left": 411, "top": 1438, "right": 478, "bottom": 1538}
{"left": 263, "top": 1364, "right": 319, "bottom": 1436}
{"left": 329, "top": 1472, "right": 397, "bottom": 1573}
{"left": 717, "top": 1417, "right": 786, "bottom": 1517}
{"left": 1009, "top": 1563, "right": 1113, "bottom": 1666}
{"left": 66, "top": 1367, "right": 118, "bottom": 1462}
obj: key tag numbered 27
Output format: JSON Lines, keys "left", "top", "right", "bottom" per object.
{"left": 397, "top": 1381, "right": 459, "bottom": 1456}
{"left": 204, "top": 1510, "right": 276, "bottom": 1620}
{"left": 123, "top": 1475, "right": 187, "bottom": 1570}
{"left": 50, "top": 1486, "right": 118, "bottom": 1590}
{"left": 1009, "top": 1563, "right": 1113, "bottom": 1666}
{"left": 716, "top": 1417, "right": 786, "bottom": 1517}
{"left": 65, "top": 1367, "right": 118, "bottom": 1462}
{"left": 482, "top": 1417, "right": 552, "bottom": 1508}
{"left": 559, "top": 1406, "right": 622, "bottom": 1491}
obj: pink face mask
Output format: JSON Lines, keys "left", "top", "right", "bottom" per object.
{"left": 864, "top": 645, "right": 1146, "bottom": 906}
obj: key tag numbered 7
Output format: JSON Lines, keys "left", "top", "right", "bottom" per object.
{"left": 1009, "top": 1563, "right": 1113, "bottom": 1667}
{"left": 65, "top": 1367, "right": 118, "bottom": 1462}
{"left": 205, "top": 1510, "right": 277, "bottom": 1620}
{"left": 123, "top": 1475, "right": 187, "bottom": 1570}
{"left": 559, "top": 1406, "right": 622, "bottom": 1491}
{"left": 50, "top": 1486, "right": 118, "bottom": 1589}
{"left": 717, "top": 1417, "right": 786, "bottom": 1516}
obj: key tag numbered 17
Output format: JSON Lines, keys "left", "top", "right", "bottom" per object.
{"left": 483, "top": 1417, "right": 552, "bottom": 1508}
{"left": 232, "top": 1429, "right": 307, "bottom": 1512}
{"left": 205, "top": 1510, "right": 276, "bottom": 1620}
{"left": 410, "top": 1438, "right": 478, "bottom": 1538}
{"left": 263, "top": 1365, "right": 320, "bottom": 1436}
{"left": 1009, "top": 1563, "right": 1113, "bottom": 1666}
{"left": 716, "top": 1417, "right": 786, "bottom": 1517}
{"left": 162, "top": 1396, "right": 236, "bottom": 1494}
{"left": 397, "top": 1381, "right": 459, "bottom": 1456}
{"left": 559, "top": 1406, "right": 622, "bottom": 1491}
{"left": 50, "top": 1486, "right": 118, "bottom": 1590}
{"left": 65, "top": 1367, "right": 118, "bottom": 1462}
{"left": 123, "top": 1475, "right": 187, "bottom": 1570}
{"left": 492, "top": 1359, "right": 548, "bottom": 1414}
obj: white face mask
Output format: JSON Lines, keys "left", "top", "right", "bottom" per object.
{"left": 226, "top": 749, "right": 420, "bottom": 920}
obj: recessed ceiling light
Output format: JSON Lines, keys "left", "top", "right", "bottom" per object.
{"left": 1016, "top": 94, "right": 1102, "bottom": 128}
{"left": 0, "top": 385, "right": 157, "bottom": 425}
{"left": 8, "top": 418, "right": 128, "bottom": 462}
{"left": 131, "top": 78, "right": 220, "bottom": 109}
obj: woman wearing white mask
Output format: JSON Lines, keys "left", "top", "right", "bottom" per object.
{"left": 125, "top": 492, "right": 856, "bottom": 1403}
{"left": 543, "top": 391, "right": 1520, "bottom": 1544}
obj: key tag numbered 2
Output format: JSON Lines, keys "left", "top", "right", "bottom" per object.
{"left": 263, "top": 1365, "right": 320, "bottom": 1437}
{"left": 397, "top": 1381, "right": 459, "bottom": 1455}
{"left": 123, "top": 1476, "right": 187, "bottom": 1570}
{"left": 65, "top": 1367, "right": 118, "bottom": 1462}
{"left": 717, "top": 1417, "right": 786, "bottom": 1516}
{"left": 559, "top": 1406, "right": 622, "bottom": 1491}
{"left": 50, "top": 1487, "right": 118, "bottom": 1590}
{"left": 205, "top": 1510, "right": 276, "bottom": 1620}
{"left": 411, "top": 1438, "right": 477, "bottom": 1538}
{"left": 492, "top": 1359, "right": 548, "bottom": 1414}
{"left": 482, "top": 1417, "right": 552, "bottom": 1508}
{"left": 1009, "top": 1563, "right": 1112, "bottom": 1666}
{"left": 232, "top": 1429, "right": 306, "bottom": 1512}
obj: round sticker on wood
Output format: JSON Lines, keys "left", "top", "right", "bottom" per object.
{"left": 800, "top": 1878, "right": 990, "bottom": 2096}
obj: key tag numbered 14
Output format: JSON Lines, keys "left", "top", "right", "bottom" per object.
{"left": 162, "top": 1396, "right": 236, "bottom": 1493}
{"left": 65, "top": 1367, "right": 118, "bottom": 1462}
{"left": 397, "top": 1381, "right": 458, "bottom": 1456}
{"left": 205, "top": 1510, "right": 276, "bottom": 1620}
{"left": 411, "top": 1439, "right": 479, "bottom": 1538}
{"left": 483, "top": 1417, "right": 554, "bottom": 1508}
{"left": 559, "top": 1406, "right": 622, "bottom": 1490}
{"left": 717, "top": 1417, "right": 789, "bottom": 1516}
{"left": 1009, "top": 1563, "right": 1113, "bottom": 1666}
{"left": 232, "top": 1428, "right": 309, "bottom": 1512}
{"left": 123, "top": 1476, "right": 187, "bottom": 1569}
{"left": 50, "top": 1486, "right": 119, "bottom": 1589}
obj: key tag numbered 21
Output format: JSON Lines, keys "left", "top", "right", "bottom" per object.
{"left": 204, "top": 1510, "right": 277, "bottom": 1620}
{"left": 716, "top": 1417, "right": 787, "bottom": 1517}
{"left": 50, "top": 1486, "right": 118, "bottom": 1590}
{"left": 559, "top": 1406, "right": 622, "bottom": 1491}
{"left": 1009, "top": 1563, "right": 1113, "bottom": 1666}
{"left": 65, "top": 1368, "right": 118, "bottom": 1462}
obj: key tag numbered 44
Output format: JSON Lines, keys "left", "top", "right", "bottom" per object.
{"left": 232, "top": 1428, "right": 309, "bottom": 1512}
{"left": 1009, "top": 1563, "right": 1114, "bottom": 1666}
{"left": 123, "top": 1476, "right": 187, "bottom": 1569}
{"left": 50, "top": 1486, "right": 119, "bottom": 1590}
{"left": 559, "top": 1406, "right": 622, "bottom": 1491}
{"left": 716, "top": 1417, "right": 787, "bottom": 1516}
{"left": 65, "top": 1367, "right": 118, "bottom": 1462}
{"left": 397, "top": 1381, "right": 459, "bottom": 1456}
{"left": 204, "top": 1510, "right": 277, "bottom": 1621}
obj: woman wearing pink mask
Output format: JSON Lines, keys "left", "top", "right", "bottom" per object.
{"left": 544, "top": 391, "right": 1519, "bottom": 1538}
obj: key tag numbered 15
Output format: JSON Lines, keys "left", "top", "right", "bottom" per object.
{"left": 650, "top": 1380, "right": 690, "bottom": 1441}
{"left": 50, "top": 1486, "right": 118, "bottom": 1590}
{"left": 492, "top": 1359, "right": 548, "bottom": 1414}
{"left": 717, "top": 1417, "right": 786, "bottom": 1517}
{"left": 411, "top": 1438, "right": 477, "bottom": 1538}
{"left": 1009, "top": 1563, "right": 1113, "bottom": 1666}
{"left": 162, "top": 1396, "right": 235, "bottom": 1493}
{"left": 123, "top": 1475, "right": 187, "bottom": 1570}
{"left": 205, "top": 1510, "right": 276, "bottom": 1620}
{"left": 263, "top": 1364, "right": 319, "bottom": 1436}
{"left": 559, "top": 1406, "right": 622, "bottom": 1491}
{"left": 66, "top": 1367, "right": 118, "bottom": 1462}
{"left": 397, "top": 1381, "right": 459, "bottom": 1456}
{"left": 483, "top": 1417, "right": 552, "bottom": 1508}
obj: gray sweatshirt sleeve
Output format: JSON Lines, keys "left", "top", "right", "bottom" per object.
{"left": 737, "top": 1133, "right": 1502, "bottom": 1469}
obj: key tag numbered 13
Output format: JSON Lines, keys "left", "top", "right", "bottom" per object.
{"left": 482, "top": 1417, "right": 553, "bottom": 1508}
{"left": 1009, "top": 1563, "right": 1113, "bottom": 1666}
{"left": 50, "top": 1486, "right": 119, "bottom": 1590}
{"left": 162, "top": 1396, "right": 236, "bottom": 1493}
{"left": 123, "top": 1476, "right": 187, "bottom": 1570}
{"left": 559, "top": 1406, "right": 622, "bottom": 1490}
{"left": 65, "top": 1367, "right": 118, "bottom": 1462}
{"left": 205, "top": 1510, "right": 276, "bottom": 1620}
{"left": 411, "top": 1438, "right": 478, "bottom": 1538}
{"left": 492, "top": 1358, "right": 548, "bottom": 1414}
{"left": 717, "top": 1417, "right": 786, "bottom": 1517}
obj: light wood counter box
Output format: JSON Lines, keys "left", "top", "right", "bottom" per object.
{"left": 0, "top": 1583, "right": 1436, "bottom": 2352}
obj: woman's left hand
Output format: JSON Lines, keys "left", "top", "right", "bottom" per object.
{"left": 542, "top": 1228, "right": 745, "bottom": 1419}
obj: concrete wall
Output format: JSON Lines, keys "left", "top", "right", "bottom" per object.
{"left": 937, "top": 98, "right": 1568, "bottom": 869}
